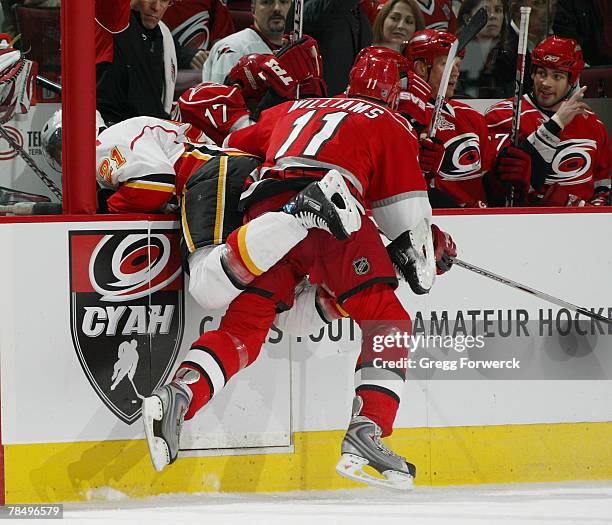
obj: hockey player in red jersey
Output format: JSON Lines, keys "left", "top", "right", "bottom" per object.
{"left": 403, "top": 29, "right": 495, "bottom": 207}
{"left": 173, "top": 35, "right": 327, "bottom": 145}
{"left": 142, "top": 53, "right": 457, "bottom": 490}
{"left": 485, "top": 36, "right": 612, "bottom": 207}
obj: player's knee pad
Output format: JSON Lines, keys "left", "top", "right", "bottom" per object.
{"left": 188, "top": 245, "right": 245, "bottom": 311}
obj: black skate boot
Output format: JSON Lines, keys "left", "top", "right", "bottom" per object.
{"left": 283, "top": 169, "right": 361, "bottom": 240}
{"left": 142, "top": 377, "right": 193, "bottom": 472}
{"left": 336, "top": 396, "right": 416, "bottom": 491}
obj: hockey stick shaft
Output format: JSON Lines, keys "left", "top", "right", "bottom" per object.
{"left": 453, "top": 257, "right": 612, "bottom": 325}
{"left": 507, "top": 7, "right": 531, "bottom": 207}
{"left": 0, "top": 125, "right": 62, "bottom": 201}
{"left": 457, "top": 7, "right": 488, "bottom": 53}
{"left": 428, "top": 38, "right": 458, "bottom": 139}
{"left": 36, "top": 75, "right": 62, "bottom": 94}
{"left": 292, "top": 0, "right": 303, "bottom": 41}
{"left": 510, "top": 6, "right": 531, "bottom": 147}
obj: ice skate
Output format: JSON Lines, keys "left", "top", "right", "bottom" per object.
{"left": 283, "top": 169, "right": 361, "bottom": 240}
{"left": 142, "top": 380, "right": 192, "bottom": 472}
{"left": 336, "top": 396, "right": 416, "bottom": 491}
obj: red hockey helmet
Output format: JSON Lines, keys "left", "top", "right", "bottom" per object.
{"left": 531, "top": 36, "right": 584, "bottom": 85}
{"left": 346, "top": 55, "right": 402, "bottom": 110}
{"left": 405, "top": 29, "right": 465, "bottom": 68}
{"left": 354, "top": 46, "right": 412, "bottom": 91}
{"left": 225, "top": 53, "right": 271, "bottom": 102}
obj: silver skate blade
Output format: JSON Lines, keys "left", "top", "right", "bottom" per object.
{"left": 335, "top": 454, "right": 414, "bottom": 492}
{"left": 142, "top": 395, "right": 170, "bottom": 472}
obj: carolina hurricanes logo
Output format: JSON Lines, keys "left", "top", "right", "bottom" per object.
{"left": 171, "top": 12, "right": 211, "bottom": 50}
{"left": 217, "top": 45, "right": 235, "bottom": 58}
{"left": 70, "top": 229, "right": 184, "bottom": 424}
{"left": 90, "top": 233, "right": 182, "bottom": 302}
{"left": 438, "top": 133, "right": 482, "bottom": 180}
{"left": 546, "top": 139, "right": 597, "bottom": 184}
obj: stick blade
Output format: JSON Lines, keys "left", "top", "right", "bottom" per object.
{"left": 457, "top": 7, "right": 488, "bottom": 52}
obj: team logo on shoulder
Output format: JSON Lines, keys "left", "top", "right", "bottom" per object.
{"left": 353, "top": 257, "right": 371, "bottom": 276}
{"left": 69, "top": 229, "right": 184, "bottom": 424}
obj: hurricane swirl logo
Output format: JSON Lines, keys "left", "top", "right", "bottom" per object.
{"left": 439, "top": 133, "right": 482, "bottom": 180}
{"left": 89, "top": 233, "right": 182, "bottom": 302}
{"left": 547, "top": 139, "right": 596, "bottom": 184}
{"left": 173, "top": 12, "right": 210, "bottom": 51}
{"left": 69, "top": 229, "right": 184, "bottom": 424}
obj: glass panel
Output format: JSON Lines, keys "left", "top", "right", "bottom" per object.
{"left": 0, "top": 1, "right": 62, "bottom": 214}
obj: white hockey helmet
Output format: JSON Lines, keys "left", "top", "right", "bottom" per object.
{"left": 41, "top": 109, "right": 107, "bottom": 172}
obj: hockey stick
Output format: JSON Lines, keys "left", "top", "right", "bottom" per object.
{"left": 507, "top": 6, "right": 531, "bottom": 206}
{"left": 0, "top": 125, "right": 62, "bottom": 201}
{"left": 292, "top": 0, "right": 304, "bottom": 99}
{"left": 428, "top": 37, "right": 458, "bottom": 139}
{"left": 0, "top": 202, "right": 61, "bottom": 215}
{"left": 457, "top": 7, "right": 488, "bottom": 53}
{"left": 452, "top": 257, "right": 612, "bottom": 326}
{"left": 36, "top": 75, "right": 61, "bottom": 94}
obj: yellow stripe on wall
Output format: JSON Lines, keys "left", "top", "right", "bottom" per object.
{"left": 5, "top": 422, "right": 612, "bottom": 503}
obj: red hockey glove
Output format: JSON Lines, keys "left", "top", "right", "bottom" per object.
{"left": 225, "top": 53, "right": 271, "bottom": 102}
{"left": 263, "top": 35, "right": 326, "bottom": 99}
{"left": 419, "top": 137, "right": 445, "bottom": 175}
{"left": 540, "top": 183, "right": 586, "bottom": 207}
{"left": 496, "top": 146, "right": 532, "bottom": 198}
{"left": 431, "top": 224, "right": 456, "bottom": 274}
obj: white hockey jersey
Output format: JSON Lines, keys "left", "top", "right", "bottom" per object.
{"left": 202, "top": 28, "right": 276, "bottom": 85}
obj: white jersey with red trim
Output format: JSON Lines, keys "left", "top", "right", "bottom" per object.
{"left": 175, "top": 82, "right": 252, "bottom": 146}
{"left": 202, "top": 28, "right": 276, "bottom": 85}
{"left": 485, "top": 94, "right": 612, "bottom": 200}
{"left": 426, "top": 99, "right": 494, "bottom": 205}
{"left": 95, "top": 116, "right": 220, "bottom": 213}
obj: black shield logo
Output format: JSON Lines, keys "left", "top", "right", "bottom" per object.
{"left": 69, "top": 229, "right": 184, "bottom": 424}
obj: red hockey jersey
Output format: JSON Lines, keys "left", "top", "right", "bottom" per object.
{"left": 226, "top": 96, "right": 432, "bottom": 240}
{"left": 175, "top": 82, "right": 251, "bottom": 146}
{"left": 162, "top": 0, "right": 235, "bottom": 51}
{"left": 485, "top": 94, "right": 612, "bottom": 201}
{"left": 95, "top": 0, "right": 131, "bottom": 65}
{"left": 428, "top": 99, "right": 494, "bottom": 206}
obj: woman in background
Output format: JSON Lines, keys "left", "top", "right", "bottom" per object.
{"left": 372, "top": 0, "right": 425, "bottom": 51}
{"left": 456, "top": 0, "right": 515, "bottom": 98}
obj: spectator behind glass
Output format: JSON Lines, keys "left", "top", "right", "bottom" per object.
{"left": 553, "top": 0, "right": 612, "bottom": 66}
{"left": 511, "top": 0, "right": 557, "bottom": 52}
{"left": 456, "top": 0, "right": 515, "bottom": 98}
{"left": 163, "top": 0, "right": 236, "bottom": 71}
{"left": 96, "top": 0, "right": 178, "bottom": 125}
{"left": 287, "top": 0, "right": 372, "bottom": 96}
{"left": 202, "top": 0, "right": 291, "bottom": 84}
{"left": 372, "top": 0, "right": 425, "bottom": 50}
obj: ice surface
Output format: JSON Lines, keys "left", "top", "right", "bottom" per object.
{"left": 47, "top": 481, "right": 612, "bottom": 525}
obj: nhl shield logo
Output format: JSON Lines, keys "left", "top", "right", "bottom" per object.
{"left": 69, "top": 229, "right": 184, "bottom": 424}
{"left": 353, "top": 256, "right": 370, "bottom": 276}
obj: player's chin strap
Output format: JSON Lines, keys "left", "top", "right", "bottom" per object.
{"left": 452, "top": 257, "right": 612, "bottom": 325}
{"left": 386, "top": 219, "right": 436, "bottom": 295}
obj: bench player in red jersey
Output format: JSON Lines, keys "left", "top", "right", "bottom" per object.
{"left": 403, "top": 30, "right": 495, "bottom": 208}
{"left": 485, "top": 36, "right": 612, "bottom": 207}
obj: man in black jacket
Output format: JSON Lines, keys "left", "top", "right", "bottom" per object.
{"left": 288, "top": 0, "right": 372, "bottom": 96}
